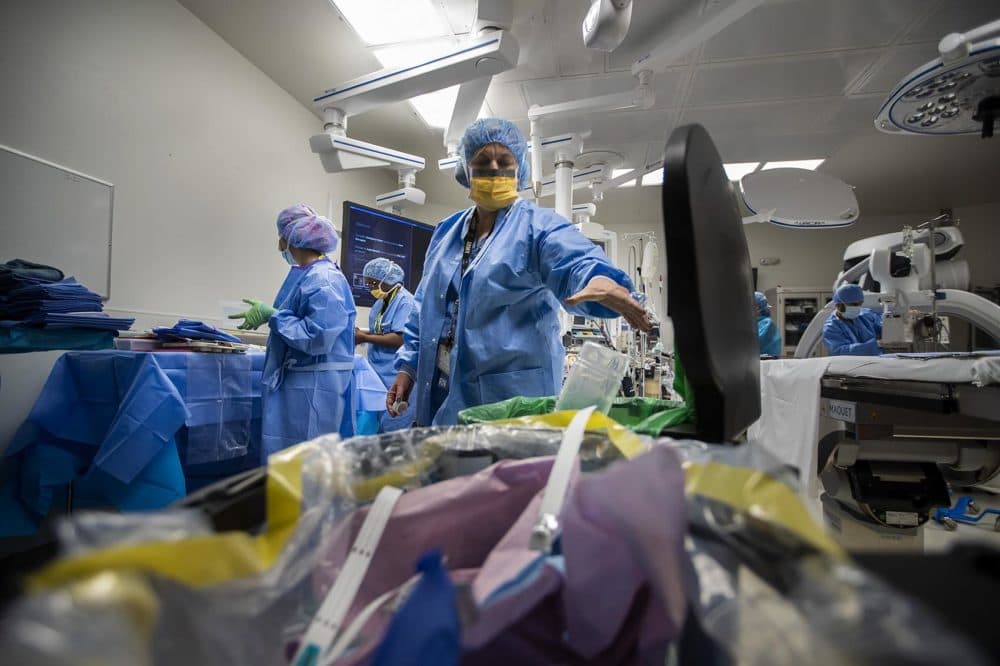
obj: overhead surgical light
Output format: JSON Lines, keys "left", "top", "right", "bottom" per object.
{"left": 740, "top": 168, "right": 858, "bottom": 229}
{"left": 761, "top": 159, "right": 825, "bottom": 171}
{"left": 582, "top": 0, "right": 633, "bottom": 52}
{"left": 875, "top": 19, "right": 1000, "bottom": 138}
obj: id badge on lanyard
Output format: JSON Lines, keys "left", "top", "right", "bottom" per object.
{"left": 436, "top": 342, "right": 453, "bottom": 375}
{"left": 437, "top": 213, "right": 479, "bottom": 383}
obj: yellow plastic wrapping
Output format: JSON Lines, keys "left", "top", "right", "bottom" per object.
{"left": 349, "top": 413, "right": 644, "bottom": 502}
{"left": 491, "top": 409, "right": 647, "bottom": 459}
{"left": 30, "top": 442, "right": 307, "bottom": 590}
{"left": 683, "top": 460, "right": 844, "bottom": 559}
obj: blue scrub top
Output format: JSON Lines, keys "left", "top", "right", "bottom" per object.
{"left": 757, "top": 315, "right": 782, "bottom": 357}
{"left": 367, "top": 285, "right": 415, "bottom": 387}
{"left": 396, "top": 199, "right": 634, "bottom": 426}
{"left": 822, "top": 309, "right": 883, "bottom": 356}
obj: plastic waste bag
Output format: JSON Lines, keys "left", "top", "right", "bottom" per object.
{"left": 1, "top": 424, "right": 985, "bottom": 666}
{"left": 0, "top": 420, "right": 642, "bottom": 665}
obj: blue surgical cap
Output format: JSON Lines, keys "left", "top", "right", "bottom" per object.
{"left": 455, "top": 118, "right": 531, "bottom": 191}
{"left": 276, "top": 203, "right": 318, "bottom": 237}
{"left": 833, "top": 283, "right": 865, "bottom": 305}
{"left": 754, "top": 291, "right": 770, "bottom": 317}
{"left": 363, "top": 258, "right": 404, "bottom": 286}
{"left": 284, "top": 215, "right": 339, "bottom": 253}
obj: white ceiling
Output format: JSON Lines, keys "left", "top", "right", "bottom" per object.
{"left": 179, "top": 0, "right": 1000, "bottom": 214}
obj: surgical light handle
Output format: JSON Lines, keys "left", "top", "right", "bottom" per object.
{"left": 938, "top": 19, "right": 1000, "bottom": 63}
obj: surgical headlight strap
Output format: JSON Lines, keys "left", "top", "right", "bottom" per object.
{"left": 470, "top": 167, "right": 517, "bottom": 179}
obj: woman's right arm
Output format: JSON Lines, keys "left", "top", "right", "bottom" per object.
{"left": 388, "top": 280, "right": 423, "bottom": 413}
{"left": 394, "top": 278, "right": 423, "bottom": 377}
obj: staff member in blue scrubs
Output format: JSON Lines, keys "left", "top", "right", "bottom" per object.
{"left": 823, "top": 283, "right": 883, "bottom": 356}
{"left": 230, "top": 206, "right": 357, "bottom": 454}
{"left": 386, "top": 118, "right": 650, "bottom": 426}
{"left": 355, "top": 257, "right": 416, "bottom": 431}
{"left": 755, "top": 291, "right": 782, "bottom": 357}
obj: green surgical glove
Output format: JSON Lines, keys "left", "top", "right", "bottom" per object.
{"left": 228, "top": 298, "right": 276, "bottom": 330}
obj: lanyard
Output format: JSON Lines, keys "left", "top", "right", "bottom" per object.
{"left": 460, "top": 210, "right": 480, "bottom": 274}
{"left": 373, "top": 286, "right": 399, "bottom": 334}
{"left": 445, "top": 212, "right": 482, "bottom": 345}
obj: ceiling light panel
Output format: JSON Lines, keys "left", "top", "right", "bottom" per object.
{"left": 723, "top": 162, "right": 759, "bottom": 180}
{"left": 761, "top": 159, "right": 825, "bottom": 171}
{"left": 612, "top": 169, "right": 637, "bottom": 188}
{"left": 641, "top": 170, "right": 663, "bottom": 186}
{"left": 408, "top": 86, "right": 460, "bottom": 129}
{"left": 332, "top": 0, "right": 450, "bottom": 46}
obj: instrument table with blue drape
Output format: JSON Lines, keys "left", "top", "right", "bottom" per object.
{"left": 0, "top": 350, "right": 386, "bottom": 536}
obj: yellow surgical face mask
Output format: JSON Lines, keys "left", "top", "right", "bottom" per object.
{"left": 469, "top": 169, "right": 518, "bottom": 211}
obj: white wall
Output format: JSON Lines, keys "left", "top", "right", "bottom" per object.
{"left": 0, "top": 0, "right": 394, "bottom": 450}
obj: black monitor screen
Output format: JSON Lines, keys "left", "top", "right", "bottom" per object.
{"left": 341, "top": 201, "right": 435, "bottom": 308}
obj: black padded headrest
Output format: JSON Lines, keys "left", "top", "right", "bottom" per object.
{"left": 661, "top": 124, "right": 761, "bottom": 443}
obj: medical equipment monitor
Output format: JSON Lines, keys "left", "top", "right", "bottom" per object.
{"left": 341, "top": 202, "right": 434, "bottom": 308}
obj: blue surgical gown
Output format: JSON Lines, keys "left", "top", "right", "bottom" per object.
{"left": 368, "top": 286, "right": 416, "bottom": 384}
{"left": 757, "top": 315, "right": 782, "bottom": 357}
{"left": 368, "top": 286, "right": 416, "bottom": 431}
{"left": 396, "top": 200, "right": 634, "bottom": 426}
{"left": 261, "top": 258, "right": 356, "bottom": 455}
{"left": 822, "top": 309, "right": 883, "bottom": 356}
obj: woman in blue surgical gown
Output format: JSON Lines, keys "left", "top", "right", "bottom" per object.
{"left": 230, "top": 205, "right": 357, "bottom": 454}
{"left": 354, "top": 257, "right": 416, "bottom": 431}
{"left": 385, "top": 118, "right": 651, "bottom": 426}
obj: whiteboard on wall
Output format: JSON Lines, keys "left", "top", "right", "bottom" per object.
{"left": 0, "top": 144, "right": 114, "bottom": 298}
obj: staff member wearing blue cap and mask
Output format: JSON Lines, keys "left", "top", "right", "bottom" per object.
{"left": 823, "top": 283, "right": 883, "bottom": 356}
{"left": 230, "top": 205, "right": 357, "bottom": 454}
{"left": 386, "top": 118, "right": 650, "bottom": 426}
{"left": 755, "top": 291, "right": 782, "bottom": 357}
{"left": 355, "top": 257, "right": 415, "bottom": 431}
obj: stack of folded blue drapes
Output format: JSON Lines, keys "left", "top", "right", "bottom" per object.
{"left": 0, "top": 259, "right": 133, "bottom": 352}
{"left": 152, "top": 320, "right": 241, "bottom": 343}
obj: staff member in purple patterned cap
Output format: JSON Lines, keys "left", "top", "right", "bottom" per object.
{"left": 230, "top": 205, "right": 357, "bottom": 453}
